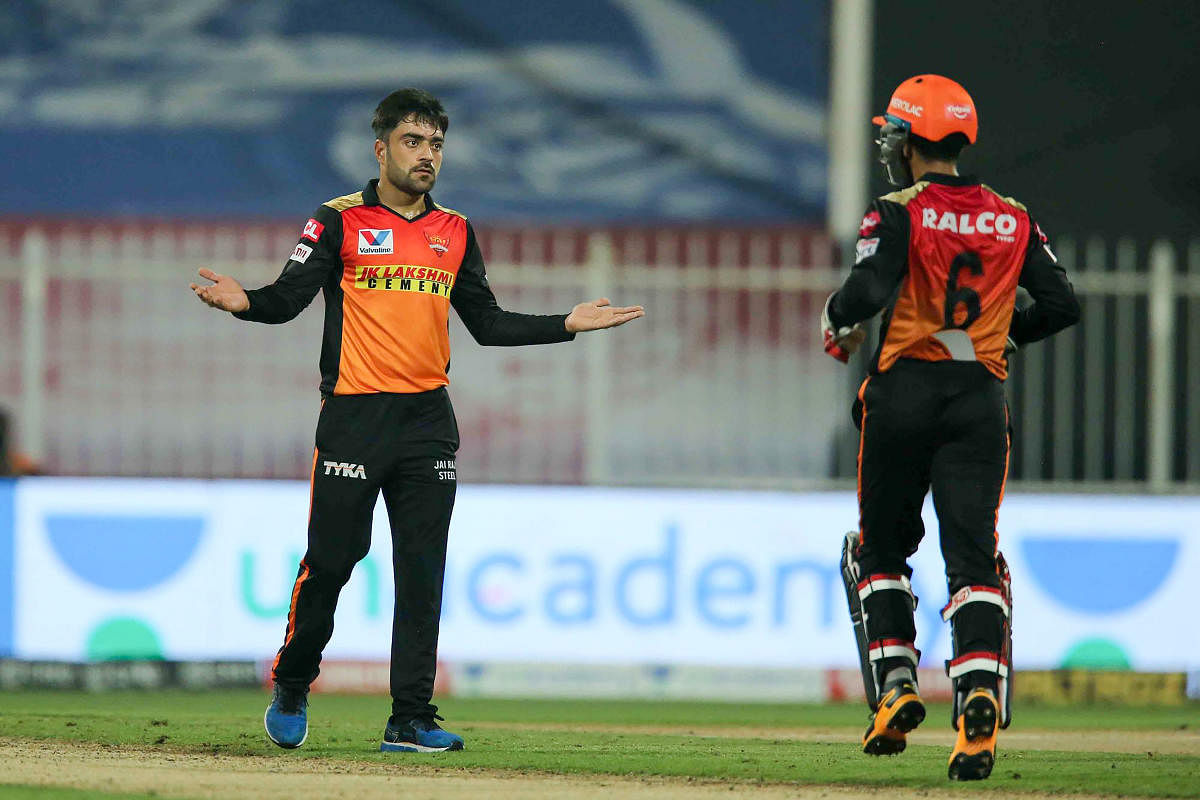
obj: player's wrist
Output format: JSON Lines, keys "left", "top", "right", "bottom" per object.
{"left": 229, "top": 291, "right": 252, "bottom": 314}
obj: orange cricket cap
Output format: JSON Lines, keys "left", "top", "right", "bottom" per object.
{"left": 871, "top": 74, "right": 978, "bottom": 144}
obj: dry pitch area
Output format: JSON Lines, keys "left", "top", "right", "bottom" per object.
{"left": 4, "top": 734, "right": 1187, "bottom": 800}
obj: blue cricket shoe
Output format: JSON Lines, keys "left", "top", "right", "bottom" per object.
{"left": 381, "top": 715, "right": 464, "bottom": 752}
{"left": 264, "top": 684, "right": 309, "bottom": 749}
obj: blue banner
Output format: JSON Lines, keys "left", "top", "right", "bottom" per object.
{"left": 0, "top": 0, "right": 828, "bottom": 222}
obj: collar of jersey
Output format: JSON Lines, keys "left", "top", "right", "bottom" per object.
{"left": 361, "top": 179, "right": 436, "bottom": 223}
{"left": 920, "top": 172, "right": 980, "bottom": 187}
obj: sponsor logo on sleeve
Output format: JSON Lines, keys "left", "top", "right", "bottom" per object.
{"left": 301, "top": 218, "right": 324, "bottom": 242}
{"left": 855, "top": 237, "right": 879, "bottom": 264}
{"left": 1035, "top": 222, "right": 1058, "bottom": 262}
{"left": 357, "top": 229, "right": 394, "bottom": 255}
{"left": 291, "top": 243, "right": 313, "bottom": 264}
{"left": 859, "top": 210, "right": 881, "bottom": 237}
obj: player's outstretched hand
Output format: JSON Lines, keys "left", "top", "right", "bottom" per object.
{"left": 190, "top": 268, "right": 250, "bottom": 313}
{"left": 565, "top": 297, "right": 645, "bottom": 333}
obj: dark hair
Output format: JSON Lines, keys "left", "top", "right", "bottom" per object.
{"left": 372, "top": 89, "right": 449, "bottom": 141}
{"left": 909, "top": 132, "right": 969, "bottom": 161}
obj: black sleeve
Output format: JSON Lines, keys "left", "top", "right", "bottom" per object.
{"left": 1008, "top": 216, "right": 1081, "bottom": 346}
{"left": 450, "top": 221, "right": 576, "bottom": 346}
{"left": 233, "top": 205, "right": 342, "bottom": 324}
{"left": 826, "top": 199, "right": 910, "bottom": 329}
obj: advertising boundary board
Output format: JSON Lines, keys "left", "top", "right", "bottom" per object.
{"left": 0, "top": 480, "right": 12, "bottom": 657}
{"left": 4, "top": 479, "right": 1198, "bottom": 675}
{"left": 0, "top": 657, "right": 1190, "bottom": 705}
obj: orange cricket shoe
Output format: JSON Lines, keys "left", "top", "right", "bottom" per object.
{"left": 948, "top": 688, "right": 1000, "bottom": 780}
{"left": 862, "top": 681, "right": 926, "bottom": 755}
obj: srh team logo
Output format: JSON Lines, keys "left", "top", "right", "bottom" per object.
{"left": 357, "top": 228, "right": 394, "bottom": 255}
{"left": 301, "top": 218, "right": 324, "bottom": 242}
{"left": 425, "top": 231, "right": 450, "bottom": 257}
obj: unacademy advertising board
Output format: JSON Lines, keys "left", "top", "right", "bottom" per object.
{"left": 4, "top": 479, "right": 1198, "bottom": 671}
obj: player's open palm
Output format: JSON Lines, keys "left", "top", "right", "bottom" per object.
{"left": 190, "top": 268, "right": 250, "bottom": 313}
{"left": 565, "top": 297, "right": 645, "bottom": 333}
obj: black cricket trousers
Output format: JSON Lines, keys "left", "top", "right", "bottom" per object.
{"left": 271, "top": 388, "right": 459, "bottom": 720}
{"left": 854, "top": 358, "right": 1009, "bottom": 665}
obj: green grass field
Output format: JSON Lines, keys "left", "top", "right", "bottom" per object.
{"left": 1, "top": 690, "right": 1197, "bottom": 798}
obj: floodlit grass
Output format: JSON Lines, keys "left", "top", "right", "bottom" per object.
{"left": 0, "top": 690, "right": 1197, "bottom": 797}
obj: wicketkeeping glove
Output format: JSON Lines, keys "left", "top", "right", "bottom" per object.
{"left": 821, "top": 293, "right": 866, "bottom": 363}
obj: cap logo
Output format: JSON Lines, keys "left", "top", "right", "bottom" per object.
{"left": 890, "top": 97, "right": 923, "bottom": 117}
{"left": 946, "top": 104, "right": 973, "bottom": 120}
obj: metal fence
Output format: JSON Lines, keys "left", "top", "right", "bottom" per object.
{"left": 0, "top": 222, "right": 845, "bottom": 485}
{"left": 1004, "top": 238, "right": 1200, "bottom": 490}
{"left": 1, "top": 222, "right": 1196, "bottom": 490}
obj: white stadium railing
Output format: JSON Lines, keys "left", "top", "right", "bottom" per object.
{"left": 1005, "top": 238, "right": 1200, "bottom": 491}
{"left": 1, "top": 223, "right": 1196, "bottom": 490}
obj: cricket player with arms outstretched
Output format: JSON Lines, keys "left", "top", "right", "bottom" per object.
{"left": 191, "top": 88, "right": 643, "bottom": 753}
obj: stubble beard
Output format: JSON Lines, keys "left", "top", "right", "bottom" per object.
{"left": 386, "top": 161, "right": 436, "bottom": 196}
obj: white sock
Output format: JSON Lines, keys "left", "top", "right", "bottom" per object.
{"left": 884, "top": 666, "right": 915, "bottom": 687}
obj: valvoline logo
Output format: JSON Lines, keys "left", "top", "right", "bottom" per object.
{"left": 1020, "top": 537, "right": 1179, "bottom": 614}
{"left": 357, "top": 228, "right": 393, "bottom": 255}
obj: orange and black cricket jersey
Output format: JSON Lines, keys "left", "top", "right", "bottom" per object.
{"left": 235, "top": 179, "right": 574, "bottom": 395}
{"left": 827, "top": 173, "right": 1078, "bottom": 380}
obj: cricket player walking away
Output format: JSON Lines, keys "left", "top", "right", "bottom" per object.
{"left": 190, "top": 89, "right": 643, "bottom": 753}
{"left": 824, "top": 75, "right": 1079, "bottom": 780}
